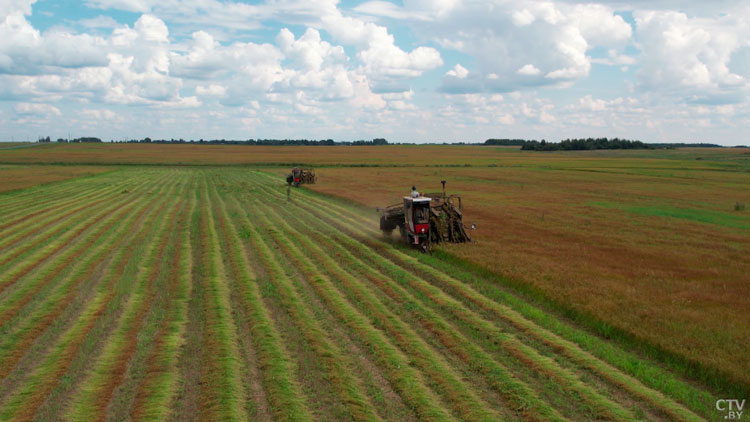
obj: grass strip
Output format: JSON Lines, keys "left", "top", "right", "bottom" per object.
{"left": 0, "top": 188, "right": 144, "bottom": 297}
{"left": 0, "top": 172, "right": 178, "bottom": 420}
{"left": 0, "top": 190, "right": 156, "bottom": 380}
{"left": 61, "top": 179, "right": 186, "bottom": 421}
{"left": 129, "top": 177, "right": 196, "bottom": 421}
{"left": 193, "top": 176, "right": 248, "bottom": 421}
{"left": 0, "top": 188, "right": 148, "bottom": 329}
{"left": 0, "top": 170, "right": 135, "bottom": 233}
{"left": 214, "top": 182, "right": 382, "bottom": 422}
{"left": 0, "top": 175, "right": 147, "bottom": 254}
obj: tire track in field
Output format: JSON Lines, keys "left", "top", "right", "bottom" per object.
{"left": 253, "top": 170, "right": 708, "bottom": 421}
{"left": 0, "top": 172, "right": 181, "bottom": 421}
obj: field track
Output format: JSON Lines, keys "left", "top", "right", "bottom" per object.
{"left": 0, "top": 167, "right": 722, "bottom": 421}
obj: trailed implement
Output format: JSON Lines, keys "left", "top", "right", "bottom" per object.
{"left": 286, "top": 167, "right": 316, "bottom": 187}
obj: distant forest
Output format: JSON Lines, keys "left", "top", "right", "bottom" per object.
{"left": 485, "top": 138, "right": 726, "bottom": 150}
{"left": 33, "top": 136, "right": 736, "bottom": 148}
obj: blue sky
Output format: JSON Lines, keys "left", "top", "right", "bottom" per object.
{"left": 1, "top": 0, "right": 748, "bottom": 144}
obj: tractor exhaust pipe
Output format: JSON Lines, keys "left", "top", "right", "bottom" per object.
{"left": 441, "top": 180, "right": 446, "bottom": 198}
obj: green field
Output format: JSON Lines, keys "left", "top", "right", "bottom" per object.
{"left": 0, "top": 165, "right": 734, "bottom": 421}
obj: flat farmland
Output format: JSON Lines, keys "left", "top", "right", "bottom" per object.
{"left": 0, "top": 165, "right": 728, "bottom": 421}
{"left": 301, "top": 152, "right": 750, "bottom": 393}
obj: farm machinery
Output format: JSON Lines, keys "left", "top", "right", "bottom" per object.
{"left": 286, "top": 167, "right": 316, "bottom": 187}
{"left": 379, "top": 181, "right": 471, "bottom": 252}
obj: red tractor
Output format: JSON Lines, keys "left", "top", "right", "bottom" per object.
{"left": 286, "top": 167, "right": 316, "bottom": 187}
{"left": 379, "top": 182, "right": 471, "bottom": 252}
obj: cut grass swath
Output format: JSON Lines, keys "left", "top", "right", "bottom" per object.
{"left": 211, "top": 179, "right": 382, "bottom": 422}
{"left": 0, "top": 173, "right": 182, "bottom": 420}
{"left": 62, "top": 185, "right": 188, "bottom": 421}
{"left": 193, "top": 177, "right": 248, "bottom": 421}
{"left": 202, "top": 182, "right": 312, "bottom": 422}
{"left": 129, "top": 177, "right": 196, "bottom": 421}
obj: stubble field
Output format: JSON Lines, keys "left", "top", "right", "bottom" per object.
{"left": 0, "top": 144, "right": 747, "bottom": 421}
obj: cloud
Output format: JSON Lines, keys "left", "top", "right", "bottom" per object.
{"left": 195, "top": 84, "right": 226, "bottom": 97}
{"left": 446, "top": 64, "right": 469, "bottom": 78}
{"left": 358, "top": 1, "right": 631, "bottom": 93}
{"left": 517, "top": 64, "right": 541, "bottom": 76}
{"left": 320, "top": 11, "right": 443, "bottom": 82}
{"left": 634, "top": 9, "right": 750, "bottom": 104}
{"left": 14, "top": 102, "right": 61, "bottom": 116}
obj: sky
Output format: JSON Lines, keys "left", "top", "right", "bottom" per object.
{"left": 0, "top": 0, "right": 748, "bottom": 145}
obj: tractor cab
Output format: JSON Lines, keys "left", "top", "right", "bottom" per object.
{"left": 403, "top": 196, "right": 432, "bottom": 245}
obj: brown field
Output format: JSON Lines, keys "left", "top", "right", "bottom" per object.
{"left": 2, "top": 141, "right": 747, "bottom": 166}
{"left": 0, "top": 165, "right": 112, "bottom": 193}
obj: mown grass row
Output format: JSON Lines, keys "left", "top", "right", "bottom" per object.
{"left": 0, "top": 170, "right": 136, "bottom": 236}
{"left": 0, "top": 172, "right": 151, "bottom": 258}
{"left": 0, "top": 184, "right": 152, "bottom": 297}
{"left": 249, "top": 180, "right": 637, "bottom": 422}
{"left": 210, "top": 177, "right": 383, "bottom": 422}
{"left": 0, "top": 189, "right": 160, "bottom": 383}
{"left": 129, "top": 178, "right": 195, "bottom": 421}
{"left": 61, "top": 176, "right": 189, "bottom": 421}
{"left": 193, "top": 177, "right": 248, "bottom": 420}
{"left": 251, "top": 169, "right": 714, "bottom": 420}
{"left": 0, "top": 175, "right": 146, "bottom": 255}
{"left": 0, "top": 188, "right": 150, "bottom": 328}
{"left": 0, "top": 172, "right": 123, "bottom": 223}
{"left": 101, "top": 184, "right": 194, "bottom": 421}
{"left": 282, "top": 179, "right": 709, "bottom": 421}
{"left": 0, "top": 190, "right": 172, "bottom": 420}
{"left": 0, "top": 175, "right": 178, "bottom": 381}
{"left": 266, "top": 202, "right": 639, "bottom": 420}
{"left": 250, "top": 176, "right": 644, "bottom": 421}
{"left": 201, "top": 181, "right": 311, "bottom": 422}
{"left": 0, "top": 171, "right": 183, "bottom": 421}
